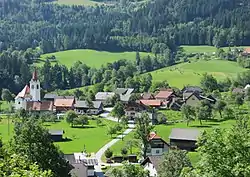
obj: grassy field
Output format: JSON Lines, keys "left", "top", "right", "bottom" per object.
{"left": 0, "top": 101, "right": 12, "bottom": 112}
{"left": 0, "top": 118, "right": 119, "bottom": 154}
{"left": 150, "top": 59, "right": 247, "bottom": 88}
{"left": 53, "top": 0, "right": 101, "bottom": 6}
{"left": 181, "top": 45, "right": 250, "bottom": 54}
{"left": 39, "top": 49, "right": 150, "bottom": 68}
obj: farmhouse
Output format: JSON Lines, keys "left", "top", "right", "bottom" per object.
{"left": 155, "top": 89, "right": 175, "bottom": 101}
{"left": 184, "top": 92, "right": 216, "bottom": 107}
{"left": 74, "top": 101, "right": 103, "bottom": 115}
{"left": 49, "top": 130, "right": 64, "bottom": 142}
{"left": 169, "top": 128, "right": 200, "bottom": 151}
{"left": 139, "top": 99, "right": 162, "bottom": 108}
{"left": 54, "top": 97, "right": 75, "bottom": 112}
{"left": 114, "top": 88, "right": 134, "bottom": 103}
{"left": 141, "top": 156, "right": 162, "bottom": 177}
{"left": 182, "top": 86, "right": 203, "bottom": 94}
{"left": 95, "top": 92, "right": 115, "bottom": 104}
{"left": 141, "top": 93, "right": 155, "bottom": 100}
{"left": 241, "top": 47, "right": 250, "bottom": 56}
{"left": 26, "top": 101, "right": 54, "bottom": 112}
{"left": 146, "top": 132, "right": 170, "bottom": 156}
{"left": 43, "top": 93, "right": 58, "bottom": 101}
{"left": 125, "top": 102, "right": 148, "bottom": 120}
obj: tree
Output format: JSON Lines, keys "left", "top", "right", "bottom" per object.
{"left": 181, "top": 104, "right": 195, "bottom": 126}
{"left": 235, "top": 94, "right": 244, "bottom": 108}
{"left": 10, "top": 119, "right": 72, "bottom": 177}
{"left": 196, "top": 105, "right": 211, "bottom": 125}
{"left": 125, "top": 139, "right": 138, "bottom": 154}
{"left": 135, "top": 51, "right": 141, "bottom": 66}
{"left": 111, "top": 94, "right": 121, "bottom": 106}
{"left": 121, "top": 147, "right": 128, "bottom": 157}
{"left": 158, "top": 149, "right": 192, "bottom": 177}
{"left": 112, "top": 102, "right": 125, "bottom": 122}
{"left": 107, "top": 126, "right": 117, "bottom": 138}
{"left": 109, "top": 163, "right": 149, "bottom": 177}
{"left": 86, "top": 98, "right": 94, "bottom": 114}
{"left": 73, "top": 89, "right": 83, "bottom": 100}
{"left": 224, "top": 106, "right": 235, "bottom": 120}
{"left": 96, "top": 118, "right": 103, "bottom": 126}
{"left": 105, "top": 148, "right": 113, "bottom": 159}
{"left": 200, "top": 73, "right": 218, "bottom": 92}
{"left": 181, "top": 118, "right": 250, "bottom": 177}
{"left": 1, "top": 88, "right": 13, "bottom": 103}
{"left": 135, "top": 113, "right": 154, "bottom": 159}
{"left": 214, "top": 100, "right": 227, "bottom": 118}
{"left": 77, "top": 115, "right": 89, "bottom": 127}
{"left": 65, "top": 110, "right": 78, "bottom": 127}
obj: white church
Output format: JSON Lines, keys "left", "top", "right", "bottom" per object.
{"left": 15, "top": 70, "right": 41, "bottom": 110}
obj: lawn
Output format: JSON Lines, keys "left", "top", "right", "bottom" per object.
{"left": 39, "top": 49, "right": 150, "bottom": 68}
{"left": 149, "top": 59, "right": 247, "bottom": 88}
{"left": 0, "top": 101, "right": 12, "bottom": 112}
{"left": 53, "top": 0, "right": 101, "bottom": 6}
{"left": 0, "top": 118, "right": 119, "bottom": 154}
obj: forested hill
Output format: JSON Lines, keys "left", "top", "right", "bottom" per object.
{"left": 0, "top": 0, "right": 250, "bottom": 53}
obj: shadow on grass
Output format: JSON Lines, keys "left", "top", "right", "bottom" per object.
{"left": 55, "top": 138, "right": 73, "bottom": 142}
{"left": 44, "top": 124, "right": 51, "bottom": 127}
{"left": 190, "top": 125, "right": 212, "bottom": 128}
{"left": 71, "top": 126, "right": 96, "bottom": 129}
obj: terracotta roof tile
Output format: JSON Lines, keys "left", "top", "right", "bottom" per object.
{"left": 155, "top": 91, "right": 173, "bottom": 99}
{"left": 140, "top": 100, "right": 162, "bottom": 106}
{"left": 54, "top": 98, "right": 75, "bottom": 107}
{"left": 26, "top": 101, "right": 53, "bottom": 111}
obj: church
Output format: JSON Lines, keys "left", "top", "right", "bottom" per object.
{"left": 15, "top": 70, "right": 53, "bottom": 111}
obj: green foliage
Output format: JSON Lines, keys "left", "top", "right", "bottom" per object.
{"left": 158, "top": 149, "right": 192, "bottom": 177}
{"left": 109, "top": 163, "right": 149, "bottom": 177}
{"left": 112, "top": 102, "right": 125, "bottom": 122}
{"left": 181, "top": 104, "right": 195, "bottom": 126}
{"left": 65, "top": 110, "right": 78, "bottom": 127}
{"left": 135, "top": 113, "right": 154, "bottom": 158}
{"left": 105, "top": 148, "right": 113, "bottom": 159}
{"left": 214, "top": 100, "right": 227, "bottom": 118}
{"left": 10, "top": 119, "right": 71, "bottom": 177}
{"left": 235, "top": 94, "right": 244, "bottom": 107}
{"left": 182, "top": 119, "right": 250, "bottom": 177}
{"left": 1, "top": 89, "right": 13, "bottom": 102}
{"left": 200, "top": 73, "right": 219, "bottom": 92}
{"left": 107, "top": 126, "right": 117, "bottom": 138}
{"left": 121, "top": 147, "right": 128, "bottom": 156}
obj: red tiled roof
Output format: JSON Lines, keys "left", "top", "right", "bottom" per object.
{"left": 140, "top": 100, "right": 162, "bottom": 106}
{"left": 141, "top": 93, "right": 155, "bottom": 100}
{"left": 148, "top": 132, "right": 161, "bottom": 140}
{"left": 155, "top": 91, "right": 173, "bottom": 99}
{"left": 54, "top": 98, "right": 75, "bottom": 107}
{"left": 15, "top": 85, "right": 30, "bottom": 99}
{"left": 26, "top": 101, "right": 53, "bottom": 111}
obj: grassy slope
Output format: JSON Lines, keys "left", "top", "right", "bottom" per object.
{"left": 181, "top": 45, "right": 250, "bottom": 53}
{"left": 150, "top": 60, "right": 246, "bottom": 88}
{"left": 0, "top": 118, "right": 118, "bottom": 154}
{"left": 54, "top": 0, "right": 101, "bottom": 6}
{"left": 40, "top": 49, "right": 150, "bottom": 68}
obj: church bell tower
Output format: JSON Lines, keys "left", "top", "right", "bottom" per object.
{"left": 29, "top": 69, "right": 41, "bottom": 101}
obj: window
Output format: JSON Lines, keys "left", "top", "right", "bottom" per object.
{"left": 31, "top": 85, "right": 34, "bottom": 89}
{"left": 18, "top": 102, "right": 20, "bottom": 104}
{"left": 156, "top": 150, "right": 160, "bottom": 154}
{"left": 37, "top": 84, "right": 39, "bottom": 89}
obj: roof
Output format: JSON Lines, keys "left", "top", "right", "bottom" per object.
{"left": 44, "top": 93, "right": 58, "bottom": 99}
{"left": 182, "top": 86, "right": 203, "bottom": 93}
{"left": 141, "top": 93, "right": 155, "bottom": 100}
{"left": 74, "top": 101, "right": 102, "bottom": 109}
{"left": 232, "top": 88, "right": 245, "bottom": 94}
{"left": 140, "top": 100, "right": 162, "bottom": 107}
{"left": 114, "top": 88, "right": 134, "bottom": 95}
{"left": 155, "top": 90, "right": 174, "bottom": 99}
{"left": 95, "top": 92, "right": 115, "bottom": 101}
{"left": 148, "top": 132, "right": 161, "bottom": 140}
{"left": 185, "top": 92, "right": 215, "bottom": 102}
{"left": 141, "top": 156, "right": 163, "bottom": 172}
{"left": 49, "top": 130, "right": 64, "bottom": 136}
{"left": 55, "top": 96, "right": 75, "bottom": 99}
{"left": 69, "top": 163, "right": 88, "bottom": 177}
{"left": 26, "top": 101, "right": 53, "bottom": 111}
{"left": 243, "top": 47, "right": 250, "bottom": 54}
{"left": 32, "top": 69, "right": 38, "bottom": 81}
{"left": 54, "top": 98, "right": 75, "bottom": 107}
{"left": 15, "top": 85, "right": 30, "bottom": 99}
{"left": 169, "top": 128, "right": 200, "bottom": 141}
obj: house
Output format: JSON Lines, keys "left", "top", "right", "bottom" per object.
{"left": 114, "top": 88, "right": 134, "bottom": 103}
{"left": 141, "top": 93, "right": 155, "bottom": 100}
{"left": 49, "top": 130, "right": 64, "bottom": 142}
{"left": 146, "top": 132, "right": 170, "bottom": 156}
{"left": 125, "top": 102, "right": 148, "bottom": 120}
{"left": 43, "top": 93, "right": 58, "bottom": 101}
{"left": 155, "top": 90, "right": 175, "bottom": 101}
{"left": 169, "top": 128, "right": 200, "bottom": 151}
{"left": 184, "top": 92, "right": 216, "bottom": 107}
{"left": 64, "top": 153, "right": 97, "bottom": 177}
{"left": 139, "top": 100, "right": 162, "bottom": 108}
{"left": 15, "top": 70, "right": 41, "bottom": 110}
{"left": 182, "top": 86, "right": 203, "bottom": 94}
{"left": 54, "top": 98, "right": 75, "bottom": 112}
{"left": 141, "top": 156, "right": 162, "bottom": 177}
{"left": 168, "top": 97, "right": 184, "bottom": 111}
{"left": 241, "top": 47, "right": 250, "bottom": 56}
{"left": 26, "top": 101, "right": 54, "bottom": 112}
{"left": 95, "top": 92, "right": 115, "bottom": 106}
{"left": 74, "top": 101, "right": 103, "bottom": 115}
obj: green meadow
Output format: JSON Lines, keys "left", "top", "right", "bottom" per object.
{"left": 39, "top": 49, "right": 150, "bottom": 68}
{"left": 53, "top": 0, "right": 101, "bottom": 6}
{"left": 150, "top": 59, "right": 246, "bottom": 88}
{"left": 0, "top": 118, "right": 118, "bottom": 154}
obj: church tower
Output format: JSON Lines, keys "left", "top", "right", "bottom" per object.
{"left": 29, "top": 69, "right": 41, "bottom": 101}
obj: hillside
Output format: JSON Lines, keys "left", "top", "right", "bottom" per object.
{"left": 150, "top": 60, "right": 247, "bottom": 88}
{"left": 54, "top": 0, "right": 101, "bottom": 5}
{"left": 40, "top": 50, "right": 150, "bottom": 68}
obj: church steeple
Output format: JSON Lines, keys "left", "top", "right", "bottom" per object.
{"left": 30, "top": 68, "right": 41, "bottom": 101}
{"left": 32, "top": 68, "right": 38, "bottom": 81}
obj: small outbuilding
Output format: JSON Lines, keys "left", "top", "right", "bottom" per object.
{"left": 49, "top": 130, "right": 64, "bottom": 142}
{"left": 169, "top": 128, "right": 200, "bottom": 151}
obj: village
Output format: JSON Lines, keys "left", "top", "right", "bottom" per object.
{"left": 10, "top": 67, "right": 246, "bottom": 177}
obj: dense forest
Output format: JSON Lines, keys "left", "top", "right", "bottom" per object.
{"left": 1, "top": 0, "right": 250, "bottom": 93}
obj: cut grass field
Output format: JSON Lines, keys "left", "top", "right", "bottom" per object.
{"left": 150, "top": 59, "right": 247, "bottom": 88}
{"left": 39, "top": 49, "right": 150, "bottom": 68}
{"left": 0, "top": 118, "right": 118, "bottom": 154}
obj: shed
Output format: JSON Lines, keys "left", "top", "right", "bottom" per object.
{"left": 169, "top": 128, "right": 200, "bottom": 151}
{"left": 49, "top": 130, "right": 64, "bottom": 142}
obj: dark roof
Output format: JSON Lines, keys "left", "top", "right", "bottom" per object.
{"left": 182, "top": 86, "right": 203, "bottom": 93}
{"left": 49, "top": 130, "right": 64, "bottom": 136}
{"left": 141, "top": 93, "right": 155, "bottom": 100}
{"left": 44, "top": 93, "right": 58, "bottom": 99}
{"left": 114, "top": 88, "right": 134, "bottom": 95}
{"left": 185, "top": 92, "right": 215, "bottom": 103}
{"left": 74, "top": 101, "right": 102, "bottom": 109}
{"left": 55, "top": 96, "right": 75, "bottom": 99}
{"left": 169, "top": 128, "right": 200, "bottom": 141}
{"left": 70, "top": 163, "right": 88, "bottom": 177}
{"left": 64, "top": 154, "right": 76, "bottom": 164}
{"left": 141, "top": 156, "right": 163, "bottom": 172}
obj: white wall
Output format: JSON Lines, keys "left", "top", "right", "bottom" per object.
{"left": 15, "top": 98, "right": 26, "bottom": 110}
{"left": 87, "top": 169, "right": 95, "bottom": 176}
{"left": 144, "top": 162, "right": 157, "bottom": 177}
{"left": 29, "top": 80, "right": 41, "bottom": 101}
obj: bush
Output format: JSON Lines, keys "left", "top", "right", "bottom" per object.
{"left": 121, "top": 148, "right": 128, "bottom": 156}
{"left": 105, "top": 148, "right": 113, "bottom": 159}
